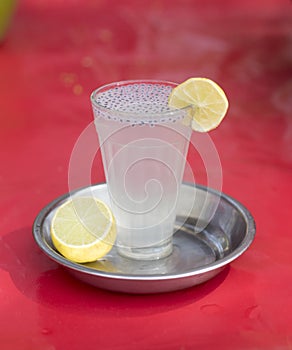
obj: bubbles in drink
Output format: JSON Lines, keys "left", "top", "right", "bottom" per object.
{"left": 93, "top": 82, "right": 183, "bottom": 125}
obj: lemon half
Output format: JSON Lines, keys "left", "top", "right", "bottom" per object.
{"left": 168, "top": 77, "right": 229, "bottom": 132}
{"left": 51, "top": 197, "right": 116, "bottom": 263}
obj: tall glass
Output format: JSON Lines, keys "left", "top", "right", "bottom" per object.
{"left": 91, "top": 80, "right": 192, "bottom": 260}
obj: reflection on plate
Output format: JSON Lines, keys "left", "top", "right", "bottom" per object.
{"left": 33, "top": 183, "right": 255, "bottom": 294}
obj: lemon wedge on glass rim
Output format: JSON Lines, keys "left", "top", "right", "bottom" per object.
{"left": 168, "top": 77, "right": 229, "bottom": 132}
{"left": 51, "top": 197, "right": 116, "bottom": 263}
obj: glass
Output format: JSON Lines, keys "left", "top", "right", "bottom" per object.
{"left": 91, "top": 80, "right": 192, "bottom": 260}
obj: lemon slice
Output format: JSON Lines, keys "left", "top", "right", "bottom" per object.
{"left": 168, "top": 77, "right": 229, "bottom": 132}
{"left": 51, "top": 197, "right": 116, "bottom": 263}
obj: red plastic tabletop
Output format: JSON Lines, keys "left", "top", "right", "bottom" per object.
{"left": 0, "top": 0, "right": 291, "bottom": 349}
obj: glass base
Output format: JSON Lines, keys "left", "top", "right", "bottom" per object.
{"left": 117, "top": 238, "right": 173, "bottom": 260}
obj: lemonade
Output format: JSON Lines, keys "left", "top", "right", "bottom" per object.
{"left": 50, "top": 78, "right": 228, "bottom": 263}
{"left": 91, "top": 81, "right": 192, "bottom": 259}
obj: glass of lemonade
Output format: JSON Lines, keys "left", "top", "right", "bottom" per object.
{"left": 91, "top": 80, "right": 192, "bottom": 260}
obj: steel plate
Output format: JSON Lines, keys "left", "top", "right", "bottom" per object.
{"left": 33, "top": 183, "right": 255, "bottom": 294}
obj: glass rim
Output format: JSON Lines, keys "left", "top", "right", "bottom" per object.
{"left": 90, "top": 79, "right": 193, "bottom": 119}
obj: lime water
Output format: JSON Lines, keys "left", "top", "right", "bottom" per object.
{"left": 92, "top": 81, "right": 192, "bottom": 260}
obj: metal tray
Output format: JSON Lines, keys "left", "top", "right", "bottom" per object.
{"left": 33, "top": 183, "right": 255, "bottom": 294}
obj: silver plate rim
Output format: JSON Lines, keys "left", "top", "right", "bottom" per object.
{"left": 33, "top": 183, "right": 256, "bottom": 282}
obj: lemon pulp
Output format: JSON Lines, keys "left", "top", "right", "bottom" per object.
{"left": 51, "top": 197, "right": 116, "bottom": 263}
{"left": 168, "top": 77, "right": 229, "bottom": 132}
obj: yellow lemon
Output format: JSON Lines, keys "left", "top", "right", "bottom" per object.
{"left": 51, "top": 197, "right": 116, "bottom": 263}
{"left": 168, "top": 77, "right": 229, "bottom": 132}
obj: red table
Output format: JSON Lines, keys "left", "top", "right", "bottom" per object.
{"left": 0, "top": 0, "right": 291, "bottom": 349}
